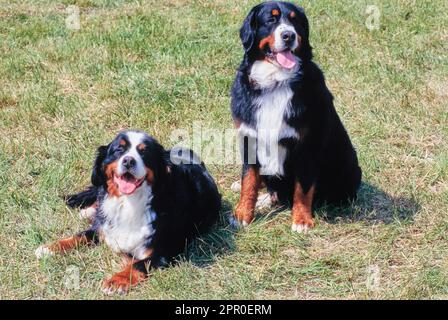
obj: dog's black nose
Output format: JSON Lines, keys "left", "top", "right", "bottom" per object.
{"left": 122, "top": 156, "right": 136, "bottom": 169}
{"left": 281, "top": 31, "right": 296, "bottom": 45}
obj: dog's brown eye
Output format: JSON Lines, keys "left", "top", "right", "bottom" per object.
{"left": 267, "top": 17, "right": 277, "bottom": 24}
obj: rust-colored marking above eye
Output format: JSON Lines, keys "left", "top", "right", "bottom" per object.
{"left": 137, "top": 143, "right": 145, "bottom": 151}
{"left": 290, "top": 11, "right": 296, "bottom": 18}
{"left": 119, "top": 139, "right": 126, "bottom": 146}
{"left": 272, "top": 9, "right": 280, "bottom": 16}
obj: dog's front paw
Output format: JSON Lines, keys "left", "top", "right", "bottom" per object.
{"left": 228, "top": 215, "right": 249, "bottom": 228}
{"left": 229, "top": 205, "right": 254, "bottom": 228}
{"left": 102, "top": 276, "right": 131, "bottom": 296}
{"left": 102, "top": 267, "right": 145, "bottom": 296}
{"left": 291, "top": 219, "right": 314, "bottom": 234}
{"left": 79, "top": 206, "right": 97, "bottom": 221}
{"left": 35, "top": 245, "right": 54, "bottom": 259}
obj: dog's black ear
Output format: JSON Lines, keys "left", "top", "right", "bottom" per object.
{"left": 145, "top": 139, "right": 168, "bottom": 182}
{"left": 91, "top": 145, "right": 108, "bottom": 187}
{"left": 239, "top": 5, "right": 259, "bottom": 53}
{"left": 292, "top": 5, "right": 313, "bottom": 61}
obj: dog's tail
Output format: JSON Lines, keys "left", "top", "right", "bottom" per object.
{"left": 65, "top": 185, "right": 99, "bottom": 209}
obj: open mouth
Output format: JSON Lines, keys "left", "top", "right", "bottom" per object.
{"left": 266, "top": 48, "right": 297, "bottom": 70}
{"left": 113, "top": 172, "right": 144, "bottom": 195}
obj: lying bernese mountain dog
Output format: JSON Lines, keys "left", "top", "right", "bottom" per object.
{"left": 231, "top": 1, "right": 362, "bottom": 232}
{"left": 35, "top": 130, "right": 221, "bottom": 294}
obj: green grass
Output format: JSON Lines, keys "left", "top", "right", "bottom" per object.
{"left": 0, "top": 0, "right": 447, "bottom": 299}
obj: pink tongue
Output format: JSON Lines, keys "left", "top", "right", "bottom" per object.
{"left": 276, "top": 51, "right": 296, "bottom": 69}
{"left": 114, "top": 175, "right": 139, "bottom": 195}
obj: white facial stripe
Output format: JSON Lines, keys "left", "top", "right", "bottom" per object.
{"left": 126, "top": 131, "right": 145, "bottom": 147}
{"left": 116, "top": 131, "right": 147, "bottom": 179}
{"left": 273, "top": 22, "right": 298, "bottom": 52}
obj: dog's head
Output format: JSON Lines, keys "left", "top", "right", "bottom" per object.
{"left": 240, "top": 1, "right": 312, "bottom": 67}
{"left": 91, "top": 130, "right": 167, "bottom": 196}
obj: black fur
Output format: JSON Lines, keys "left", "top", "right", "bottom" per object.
{"left": 65, "top": 185, "right": 99, "bottom": 209}
{"left": 231, "top": 1, "right": 361, "bottom": 206}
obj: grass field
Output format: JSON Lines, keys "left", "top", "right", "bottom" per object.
{"left": 0, "top": 0, "right": 447, "bottom": 299}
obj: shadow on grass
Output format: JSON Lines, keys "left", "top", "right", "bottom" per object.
{"left": 186, "top": 199, "right": 237, "bottom": 268}
{"left": 319, "top": 181, "right": 421, "bottom": 224}
{"left": 251, "top": 181, "right": 421, "bottom": 225}
{"left": 185, "top": 182, "right": 421, "bottom": 267}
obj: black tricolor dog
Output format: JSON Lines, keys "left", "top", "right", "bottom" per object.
{"left": 35, "top": 130, "right": 221, "bottom": 294}
{"left": 231, "top": 2, "right": 362, "bottom": 232}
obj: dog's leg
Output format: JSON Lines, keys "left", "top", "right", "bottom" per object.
{"left": 102, "top": 259, "right": 148, "bottom": 295}
{"left": 35, "top": 229, "right": 98, "bottom": 258}
{"left": 231, "top": 165, "right": 261, "bottom": 227}
{"left": 291, "top": 183, "right": 315, "bottom": 233}
{"left": 102, "top": 250, "right": 160, "bottom": 295}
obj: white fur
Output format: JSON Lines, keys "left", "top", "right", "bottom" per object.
{"left": 228, "top": 215, "right": 239, "bottom": 228}
{"left": 291, "top": 223, "right": 309, "bottom": 233}
{"left": 273, "top": 22, "right": 299, "bottom": 52}
{"left": 35, "top": 245, "right": 54, "bottom": 259}
{"left": 79, "top": 206, "right": 97, "bottom": 220}
{"left": 250, "top": 60, "right": 297, "bottom": 90}
{"left": 101, "top": 182, "right": 156, "bottom": 260}
{"left": 237, "top": 123, "right": 258, "bottom": 165}
{"left": 255, "top": 193, "right": 272, "bottom": 210}
{"left": 228, "top": 215, "right": 249, "bottom": 228}
{"left": 230, "top": 180, "right": 241, "bottom": 192}
{"left": 116, "top": 131, "right": 146, "bottom": 179}
{"left": 244, "top": 56, "right": 301, "bottom": 176}
{"left": 102, "top": 284, "right": 128, "bottom": 296}
{"left": 257, "top": 80, "right": 299, "bottom": 176}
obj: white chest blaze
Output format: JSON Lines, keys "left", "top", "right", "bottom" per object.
{"left": 101, "top": 183, "right": 156, "bottom": 260}
{"left": 249, "top": 59, "right": 297, "bottom": 89}
{"left": 240, "top": 60, "right": 299, "bottom": 176}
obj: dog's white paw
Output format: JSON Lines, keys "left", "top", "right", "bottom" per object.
{"left": 291, "top": 223, "right": 310, "bottom": 234}
{"left": 79, "top": 206, "right": 97, "bottom": 220}
{"left": 230, "top": 181, "right": 241, "bottom": 192}
{"left": 35, "top": 245, "right": 54, "bottom": 259}
{"left": 101, "top": 287, "right": 114, "bottom": 295}
{"left": 229, "top": 215, "right": 249, "bottom": 228}
{"left": 255, "top": 193, "right": 272, "bottom": 210}
{"left": 102, "top": 285, "right": 126, "bottom": 296}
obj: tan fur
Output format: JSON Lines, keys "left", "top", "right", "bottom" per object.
{"left": 105, "top": 161, "right": 120, "bottom": 197}
{"left": 234, "top": 166, "right": 261, "bottom": 225}
{"left": 292, "top": 183, "right": 315, "bottom": 228}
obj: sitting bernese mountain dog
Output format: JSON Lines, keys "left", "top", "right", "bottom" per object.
{"left": 231, "top": 1, "right": 362, "bottom": 232}
{"left": 35, "top": 130, "right": 221, "bottom": 295}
